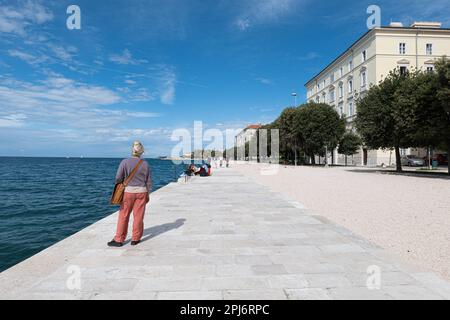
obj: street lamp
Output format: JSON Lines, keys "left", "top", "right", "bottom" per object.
{"left": 291, "top": 92, "right": 297, "bottom": 108}
{"left": 291, "top": 92, "right": 298, "bottom": 166}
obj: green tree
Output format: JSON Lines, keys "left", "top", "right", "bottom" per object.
{"left": 294, "top": 103, "right": 345, "bottom": 165}
{"left": 355, "top": 70, "right": 414, "bottom": 172}
{"left": 434, "top": 57, "right": 450, "bottom": 174}
{"left": 394, "top": 70, "right": 438, "bottom": 148}
{"left": 338, "top": 131, "right": 362, "bottom": 166}
{"left": 276, "top": 107, "right": 301, "bottom": 165}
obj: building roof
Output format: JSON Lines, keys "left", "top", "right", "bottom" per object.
{"left": 236, "top": 124, "right": 262, "bottom": 138}
{"left": 245, "top": 124, "right": 262, "bottom": 130}
{"left": 304, "top": 24, "right": 450, "bottom": 87}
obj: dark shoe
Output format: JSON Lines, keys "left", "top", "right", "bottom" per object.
{"left": 108, "top": 240, "right": 123, "bottom": 247}
{"left": 131, "top": 240, "right": 141, "bottom": 246}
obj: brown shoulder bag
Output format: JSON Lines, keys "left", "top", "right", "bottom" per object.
{"left": 110, "top": 159, "right": 144, "bottom": 205}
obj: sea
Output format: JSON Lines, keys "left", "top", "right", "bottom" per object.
{"left": 0, "top": 157, "right": 188, "bottom": 273}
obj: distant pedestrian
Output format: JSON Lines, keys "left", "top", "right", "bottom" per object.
{"left": 108, "top": 141, "right": 152, "bottom": 247}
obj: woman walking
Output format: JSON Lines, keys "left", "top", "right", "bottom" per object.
{"left": 108, "top": 141, "right": 152, "bottom": 247}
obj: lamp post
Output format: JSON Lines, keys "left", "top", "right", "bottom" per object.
{"left": 291, "top": 92, "right": 297, "bottom": 108}
{"left": 291, "top": 92, "right": 298, "bottom": 166}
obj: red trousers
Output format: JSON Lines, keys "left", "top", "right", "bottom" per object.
{"left": 114, "top": 192, "right": 148, "bottom": 243}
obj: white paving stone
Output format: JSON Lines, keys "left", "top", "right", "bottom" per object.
{"left": 285, "top": 288, "right": 332, "bottom": 300}
{"left": 0, "top": 168, "right": 449, "bottom": 300}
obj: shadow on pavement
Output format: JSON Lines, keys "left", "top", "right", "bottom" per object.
{"left": 140, "top": 218, "right": 186, "bottom": 243}
{"left": 346, "top": 169, "right": 450, "bottom": 180}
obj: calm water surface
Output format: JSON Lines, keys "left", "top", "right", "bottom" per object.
{"left": 0, "top": 157, "right": 187, "bottom": 272}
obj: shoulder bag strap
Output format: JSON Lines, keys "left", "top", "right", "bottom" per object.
{"left": 123, "top": 159, "right": 144, "bottom": 186}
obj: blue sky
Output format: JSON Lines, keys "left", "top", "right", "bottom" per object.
{"left": 0, "top": 0, "right": 449, "bottom": 157}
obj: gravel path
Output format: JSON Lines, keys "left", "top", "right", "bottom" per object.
{"left": 234, "top": 163, "right": 450, "bottom": 281}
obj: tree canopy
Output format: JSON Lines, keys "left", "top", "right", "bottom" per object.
{"left": 355, "top": 70, "right": 415, "bottom": 172}
{"left": 338, "top": 131, "right": 362, "bottom": 166}
{"left": 294, "top": 103, "right": 345, "bottom": 163}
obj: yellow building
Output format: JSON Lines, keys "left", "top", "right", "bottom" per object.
{"left": 305, "top": 21, "right": 450, "bottom": 166}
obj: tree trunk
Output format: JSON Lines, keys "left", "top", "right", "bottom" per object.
{"left": 345, "top": 155, "right": 348, "bottom": 166}
{"left": 395, "top": 145, "right": 402, "bottom": 173}
{"left": 294, "top": 149, "right": 297, "bottom": 166}
{"left": 311, "top": 155, "right": 316, "bottom": 165}
{"left": 447, "top": 146, "right": 450, "bottom": 176}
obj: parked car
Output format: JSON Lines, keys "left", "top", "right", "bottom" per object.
{"left": 401, "top": 155, "right": 425, "bottom": 167}
{"left": 423, "top": 154, "right": 448, "bottom": 166}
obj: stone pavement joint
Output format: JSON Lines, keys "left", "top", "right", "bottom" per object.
{"left": 1, "top": 168, "right": 450, "bottom": 300}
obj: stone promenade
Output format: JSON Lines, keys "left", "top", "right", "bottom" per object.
{"left": 1, "top": 167, "right": 450, "bottom": 300}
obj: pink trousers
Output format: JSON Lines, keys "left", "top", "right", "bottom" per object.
{"left": 114, "top": 192, "right": 148, "bottom": 243}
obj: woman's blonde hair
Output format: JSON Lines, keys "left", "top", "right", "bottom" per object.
{"left": 132, "top": 141, "right": 145, "bottom": 157}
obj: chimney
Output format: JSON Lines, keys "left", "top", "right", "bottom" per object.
{"left": 411, "top": 21, "right": 442, "bottom": 29}
{"left": 389, "top": 22, "right": 403, "bottom": 27}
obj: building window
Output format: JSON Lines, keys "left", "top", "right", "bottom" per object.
{"left": 348, "top": 80, "right": 353, "bottom": 93}
{"left": 361, "top": 50, "right": 366, "bottom": 62}
{"left": 348, "top": 102, "right": 354, "bottom": 116}
{"left": 339, "top": 84, "right": 343, "bottom": 98}
{"left": 316, "top": 96, "right": 320, "bottom": 103}
{"left": 349, "top": 60, "right": 353, "bottom": 71}
{"left": 399, "top": 66, "right": 408, "bottom": 75}
{"left": 360, "top": 71, "right": 367, "bottom": 87}
{"left": 339, "top": 103, "right": 343, "bottom": 117}
{"left": 331, "top": 73, "right": 335, "bottom": 82}
{"left": 330, "top": 90, "right": 335, "bottom": 102}
{"left": 426, "top": 43, "right": 433, "bottom": 55}
{"left": 427, "top": 66, "right": 434, "bottom": 73}
{"left": 339, "top": 67, "right": 343, "bottom": 77}
{"left": 399, "top": 43, "right": 406, "bottom": 54}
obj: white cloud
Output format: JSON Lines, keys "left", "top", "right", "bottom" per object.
{"left": 158, "top": 67, "right": 177, "bottom": 105}
{"left": 255, "top": 77, "right": 273, "bottom": 85}
{"left": 125, "top": 112, "right": 161, "bottom": 118}
{"left": 233, "top": 0, "right": 300, "bottom": 30}
{"left": 0, "top": 0, "right": 53, "bottom": 36}
{"left": 297, "top": 52, "right": 320, "bottom": 61}
{"left": 93, "top": 127, "right": 171, "bottom": 144}
{"left": 0, "top": 114, "right": 27, "bottom": 128}
{"left": 130, "top": 88, "right": 155, "bottom": 102}
{"left": 124, "top": 79, "right": 137, "bottom": 85}
{"left": 0, "top": 74, "right": 168, "bottom": 139}
{"left": 8, "top": 45, "right": 78, "bottom": 69}
{"left": 109, "top": 49, "right": 148, "bottom": 65}
{"left": 388, "top": 0, "right": 450, "bottom": 27}
{"left": 0, "top": 76, "right": 121, "bottom": 128}
{"left": 236, "top": 18, "right": 251, "bottom": 31}
{"left": 8, "top": 49, "right": 48, "bottom": 66}
{"left": 49, "top": 45, "right": 77, "bottom": 62}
